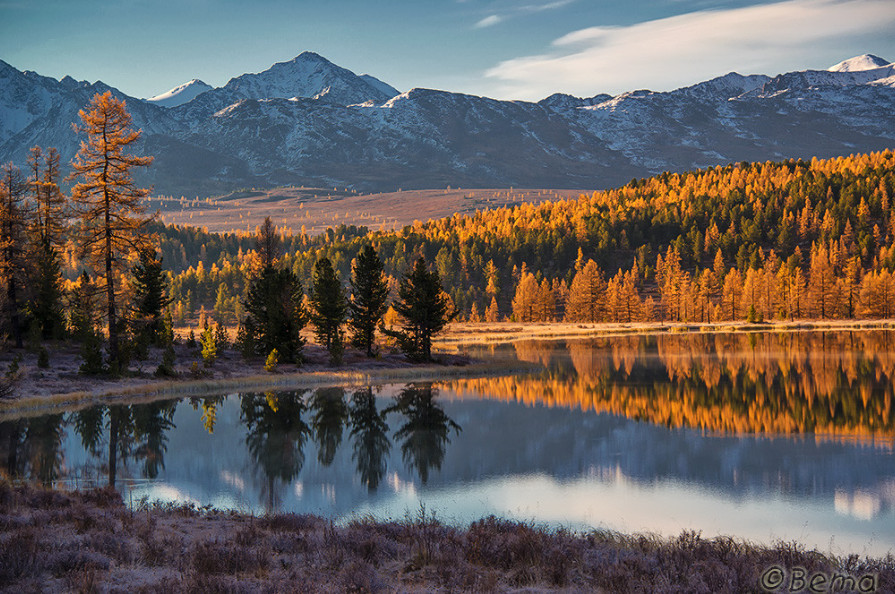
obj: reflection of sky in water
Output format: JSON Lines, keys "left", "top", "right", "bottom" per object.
{"left": 4, "top": 333, "right": 895, "bottom": 557}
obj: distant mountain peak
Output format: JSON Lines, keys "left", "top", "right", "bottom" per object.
{"left": 828, "top": 54, "right": 890, "bottom": 72}
{"left": 215, "top": 51, "right": 396, "bottom": 106}
{"left": 147, "top": 79, "right": 213, "bottom": 108}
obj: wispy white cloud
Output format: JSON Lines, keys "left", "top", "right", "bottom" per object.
{"left": 472, "top": 0, "right": 576, "bottom": 29}
{"left": 483, "top": 0, "right": 895, "bottom": 99}
{"left": 475, "top": 14, "right": 504, "bottom": 28}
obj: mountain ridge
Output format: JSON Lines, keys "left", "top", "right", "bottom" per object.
{"left": 0, "top": 53, "right": 893, "bottom": 198}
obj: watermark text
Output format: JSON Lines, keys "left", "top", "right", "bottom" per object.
{"left": 760, "top": 565, "right": 878, "bottom": 593}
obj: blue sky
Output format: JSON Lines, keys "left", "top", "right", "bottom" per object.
{"left": 2, "top": 0, "right": 894, "bottom": 101}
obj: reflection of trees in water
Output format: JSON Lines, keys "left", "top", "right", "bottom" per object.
{"left": 310, "top": 388, "right": 348, "bottom": 467}
{"left": 104, "top": 402, "right": 177, "bottom": 486}
{"left": 190, "top": 396, "right": 226, "bottom": 435}
{"left": 451, "top": 331, "right": 895, "bottom": 442}
{"left": 4, "top": 383, "right": 464, "bottom": 492}
{"left": 240, "top": 391, "right": 310, "bottom": 511}
{"left": 349, "top": 387, "right": 390, "bottom": 492}
{"left": 1, "top": 399, "right": 178, "bottom": 487}
{"left": 131, "top": 401, "right": 177, "bottom": 479}
{"left": 513, "top": 340, "right": 561, "bottom": 368}
{"left": 73, "top": 407, "right": 104, "bottom": 456}
{"left": 0, "top": 413, "right": 65, "bottom": 484}
{"left": 386, "top": 384, "right": 461, "bottom": 484}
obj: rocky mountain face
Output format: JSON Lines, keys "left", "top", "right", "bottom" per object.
{"left": 0, "top": 52, "right": 893, "bottom": 197}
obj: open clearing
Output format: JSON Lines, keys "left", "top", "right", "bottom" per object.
{"left": 150, "top": 186, "right": 585, "bottom": 235}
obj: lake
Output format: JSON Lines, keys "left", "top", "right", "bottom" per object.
{"left": 2, "top": 330, "right": 894, "bottom": 556}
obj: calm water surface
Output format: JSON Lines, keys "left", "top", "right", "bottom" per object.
{"left": 2, "top": 330, "right": 894, "bottom": 556}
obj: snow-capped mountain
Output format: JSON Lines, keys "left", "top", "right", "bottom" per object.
{"left": 146, "top": 79, "right": 213, "bottom": 108}
{"left": 828, "top": 54, "right": 890, "bottom": 72}
{"left": 0, "top": 53, "right": 893, "bottom": 197}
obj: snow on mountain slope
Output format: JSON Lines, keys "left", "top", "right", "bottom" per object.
{"left": 1, "top": 53, "right": 893, "bottom": 198}
{"left": 146, "top": 79, "right": 213, "bottom": 108}
{"left": 216, "top": 52, "right": 392, "bottom": 107}
{"left": 829, "top": 54, "right": 890, "bottom": 72}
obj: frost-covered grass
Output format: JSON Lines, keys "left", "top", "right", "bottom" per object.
{"left": 2, "top": 483, "right": 893, "bottom": 593}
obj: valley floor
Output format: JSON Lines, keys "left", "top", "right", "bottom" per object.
{"left": 1, "top": 482, "right": 891, "bottom": 593}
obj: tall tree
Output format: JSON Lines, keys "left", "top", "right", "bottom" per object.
{"left": 565, "top": 260, "right": 605, "bottom": 323}
{"left": 348, "top": 245, "right": 389, "bottom": 357}
{"left": 511, "top": 272, "right": 540, "bottom": 322}
{"left": 67, "top": 92, "right": 154, "bottom": 371}
{"left": 386, "top": 257, "right": 454, "bottom": 362}
{"left": 256, "top": 216, "right": 280, "bottom": 269}
{"left": 27, "top": 147, "right": 67, "bottom": 339}
{"left": 309, "top": 256, "right": 347, "bottom": 364}
{"left": 29, "top": 147, "right": 67, "bottom": 247}
{"left": 243, "top": 267, "right": 307, "bottom": 363}
{"left": 0, "top": 163, "right": 29, "bottom": 347}
{"left": 131, "top": 248, "right": 171, "bottom": 346}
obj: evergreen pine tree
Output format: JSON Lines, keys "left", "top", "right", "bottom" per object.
{"left": 385, "top": 257, "right": 454, "bottom": 362}
{"left": 0, "top": 163, "right": 29, "bottom": 347}
{"left": 309, "top": 256, "right": 347, "bottom": 365}
{"left": 243, "top": 266, "right": 307, "bottom": 363}
{"left": 348, "top": 245, "right": 389, "bottom": 357}
{"left": 131, "top": 248, "right": 171, "bottom": 346}
{"left": 69, "top": 271, "right": 98, "bottom": 342}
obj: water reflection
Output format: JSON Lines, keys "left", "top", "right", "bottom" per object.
{"left": 0, "top": 332, "right": 894, "bottom": 554}
{"left": 386, "top": 384, "right": 461, "bottom": 485}
{"left": 349, "top": 387, "right": 390, "bottom": 492}
{"left": 460, "top": 330, "right": 895, "bottom": 444}
{"left": 241, "top": 391, "right": 312, "bottom": 510}
{"left": 0, "top": 413, "right": 65, "bottom": 483}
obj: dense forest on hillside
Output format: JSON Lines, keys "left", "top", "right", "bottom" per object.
{"left": 126, "top": 150, "right": 895, "bottom": 326}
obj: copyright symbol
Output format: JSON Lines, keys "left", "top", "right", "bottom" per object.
{"left": 760, "top": 565, "right": 786, "bottom": 591}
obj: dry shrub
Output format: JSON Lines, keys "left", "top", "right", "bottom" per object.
{"left": 64, "top": 567, "right": 102, "bottom": 594}
{"left": 259, "top": 513, "right": 323, "bottom": 533}
{"left": 26, "top": 486, "right": 72, "bottom": 510}
{"left": 465, "top": 516, "right": 549, "bottom": 572}
{"left": 0, "top": 527, "right": 43, "bottom": 582}
{"left": 338, "top": 559, "right": 385, "bottom": 593}
{"left": 82, "top": 529, "right": 137, "bottom": 565}
{"left": 182, "top": 573, "right": 259, "bottom": 594}
{"left": 190, "top": 540, "right": 270, "bottom": 576}
{"left": 0, "top": 480, "right": 14, "bottom": 511}
{"left": 82, "top": 486, "right": 123, "bottom": 509}
{"left": 47, "top": 548, "right": 111, "bottom": 577}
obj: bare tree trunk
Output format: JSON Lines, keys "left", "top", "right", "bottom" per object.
{"left": 106, "top": 214, "right": 118, "bottom": 367}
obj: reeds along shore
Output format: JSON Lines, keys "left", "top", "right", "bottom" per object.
{"left": 1, "top": 482, "right": 892, "bottom": 593}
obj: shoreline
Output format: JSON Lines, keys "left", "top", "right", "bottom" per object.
{"left": 1, "top": 482, "right": 891, "bottom": 593}
{"left": 436, "top": 318, "right": 895, "bottom": 346}
{"left": 3, "top": 319, "right": 895, "bottom": 418}
{"left": 0, "top": 357, "right": 538, "bottom": 421}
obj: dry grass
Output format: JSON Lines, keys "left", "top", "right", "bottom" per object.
{"left": 1, "top": 483, "right": 892, "bottom": 593}
{"left": 152, "top": 187, "right": 581, "bottom": 235}
{"left": 435, "top": 319, "right": 895, "bottom": 347}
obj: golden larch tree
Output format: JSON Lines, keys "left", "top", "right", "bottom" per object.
{"left": 565, "top": 260, "right": 606, "bottom": 323}
{"left": 67, "top": 91, "right": 154, "bottom": 370}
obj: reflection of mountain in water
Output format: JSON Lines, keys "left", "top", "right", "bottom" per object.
{"left": 458, "top": 331, "right": 895, "bottom": 443}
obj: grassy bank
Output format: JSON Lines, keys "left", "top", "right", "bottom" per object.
{"left": 0, "top": 353, "right": 537, "bottom": 421}
{"left": 4, "top": 319, "right": 895, "bottom": 419}
{"left": 1, "top": 483, "right": 891, "bottom": 593}
{"left": 435, "top": 319, "right": 895, "bottom": 347}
